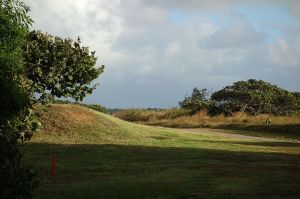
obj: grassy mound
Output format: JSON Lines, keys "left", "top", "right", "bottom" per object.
{"left": 32, "top": 104, "right": 195, "bottom": 146}
{"left": 22, "top": 104, "right": 300, "bottom": 199}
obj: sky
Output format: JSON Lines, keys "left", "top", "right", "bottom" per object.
{"left": 24, "top": 0, "right": 300, "bottom": 108}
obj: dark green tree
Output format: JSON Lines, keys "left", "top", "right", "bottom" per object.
{"left": 0, "top": 0, "right": 36, "bottom": 198}
{"left": 211, "top": 79, "right": 300, "bottom": 116}
{"left": 179, "top": 87, "right": 210, "bottom": 114}
{"left": 292, "top": 92, "right": 300, "bottom": 102}
{"left": 23, "top": 30, "right": 104, "bottom": 103}
{"left": 1, "top": 1, "right": 105, "bottom": 198}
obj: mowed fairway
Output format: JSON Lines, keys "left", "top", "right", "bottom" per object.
{"left": 21, "top": 104, "right": 300, "bottom": 199}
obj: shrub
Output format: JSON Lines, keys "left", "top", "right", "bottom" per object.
{"left": 0, "top": 0, "right": 36, "bottom": 198}
{"left": 81, "top": 104, "right": 107, "bottom": 114}
{"left": 179, "top": 87, "right": 210, "bottom": 114}
{"left": 53, "top": 100, "right": 108, "bottom": 113}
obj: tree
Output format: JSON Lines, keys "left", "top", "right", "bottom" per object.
{"left": 23, "top": 31, "right": 104, "bottom": 103}
{"left": 1, "top": 1, "right": 104, "bottom": 198}
{"left": 0, "top": 0, "right": 36, "bottom": 198}
{"left": 179, "top": 87, "right": 210, "bottom": 114}
{"left": 211, "top": 79, "right": 300, "bottom": 116}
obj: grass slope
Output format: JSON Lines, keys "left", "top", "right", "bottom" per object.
{"left": 22, "top": 104, "right": 300, "bottom": 199}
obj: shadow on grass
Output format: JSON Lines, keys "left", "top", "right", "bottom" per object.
{"left": 212, "top": 124, "right": 300, "bottom": 139}
{"left": 149, "top": 122, "right": 300, "bottom": 140}
{"left": 197, "top": 140, "right": 300, "bottom": 147}
{"left": 22, "top": 143, "right": 300, "bottom": 199}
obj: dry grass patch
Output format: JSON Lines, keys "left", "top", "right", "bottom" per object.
{"left": 36, "top": 104, "right": 110, "bottom": 134}
{"left": 114, "top": 109, "right": 300, "bottom": 137}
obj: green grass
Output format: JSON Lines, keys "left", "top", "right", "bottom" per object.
{"left": 21, "top": 104, "right": 300, "bottom": 199}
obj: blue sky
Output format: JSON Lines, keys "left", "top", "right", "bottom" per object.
{"left": 234, "top": 4, "right": 300, "bottom": 41}
{"left": 25, "top": 0, "right": 300, "bottom": 108}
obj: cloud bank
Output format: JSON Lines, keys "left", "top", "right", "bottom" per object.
{"left": 24, "top": 0, "right": 300, "bottom": 108}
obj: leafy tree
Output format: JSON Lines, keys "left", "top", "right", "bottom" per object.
{"left": 0, "top": 0, "right": 36, "bottom": 198}
{"left": 1, "top": 1, "right": 104, "bottom": 198}
{"left": 179, "top": 87, "right": 210, "bottom": 114}
{"left": 211, "top": 79, "right": 300, "bottom": 116}
{"left": 293, "top": 92, "right": 300, "bottom": 103}
{"left": 23, "top": 30, "right": 104, "bottom": 103}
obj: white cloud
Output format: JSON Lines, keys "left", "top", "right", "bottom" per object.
{"left": 282, "top": 0, "right": 300, "bottom": 20}
{"left": 269, "top": 38, "right": 300, "bottom": 67}
{"left": 23, "top": 0, "right": 300, "bottom": 107}
{"left": 200, "top": 13, "right": 266, "bottom": 48}
{"left": 165, "top": 42, "right": 181, "bottom": 57}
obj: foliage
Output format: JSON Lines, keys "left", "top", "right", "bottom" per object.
{"left": 179, "top": 87, "right": 210, "bottom": 114}
{"left": 211, "top": 79, "right": 300, "bottom": 116}
{"left": 1, "top": 1, "right": 104, "bottom": 198}
{"left": 0, "top": 0, "right": 32, "bottom": 122}
{"left": 23, "top": 30, "right": 104, "bottom": 103}
{"left": 53, "top": 99, "right": 73, "bottom": 104}
{"left": 0, "top": 130, "right": 37, "bottom": 199}
{"left": 0, "top": 0, "right": 36, "bottom": 198}
{"left": 81, "top": 104, "right": 108, "bottom": 114}
{"left": 293, "top": 92, "right": 300, "bottom": 104}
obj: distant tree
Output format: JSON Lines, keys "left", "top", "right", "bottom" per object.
{"left": 211, "top": 79, "right": 300, "bottom": 116}
{"left": 293, "top": 92, "right": 300, "bottom": 102}
{"left": 179, "top": 87, "right": 210, "bottom": 114}
{"left": 292, "top": 92, "right": 300, "bottom": 114}
{"left": 0, "top": 0, "right": 37, "bottom": 198}
{"left": 23, "top": 31, "right": 104, "bottom": 103}
{"left": 81, "top": 104, "right": 108, "bottom": 113}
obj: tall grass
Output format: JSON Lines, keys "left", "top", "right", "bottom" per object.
{"left": 113, "top": 108, "right": 189, "bottom": 122}
{"left": 113, "top": 109, "right": 300, "bottom": 134}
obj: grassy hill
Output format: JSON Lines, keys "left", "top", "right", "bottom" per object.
{"left": 22, "top": 104, "right": 300, "bottom": 199}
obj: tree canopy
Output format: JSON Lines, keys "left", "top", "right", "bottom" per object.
{"left": 0, "top": 0, "right": 36, "bottom": 198}
{"left": 179, "top": 80, "right": 300, "bottom": 116}
{"left": 0, "top": 0, "right": 32, "bottom": 122}
{"left": 23, "top": 30, "right": 104, "bottom": 103}
{"left": 1, "top": 1, "right": 105, "bottom": 198}
{"left": 211, "top": 79, "right": 300, "bottom": 116}
{"left": 179, "top": 87, "right": 210, "bottom": 114}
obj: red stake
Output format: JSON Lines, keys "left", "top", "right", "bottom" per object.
{"left": 51, "top": 155, "right": 56, "bottom": 177}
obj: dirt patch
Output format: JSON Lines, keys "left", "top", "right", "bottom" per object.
{"left": 38, "top": 104, "right": 99, "bottom": 134}
{"left": 62, "top": 105, "right": 97, "bottom": 123}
